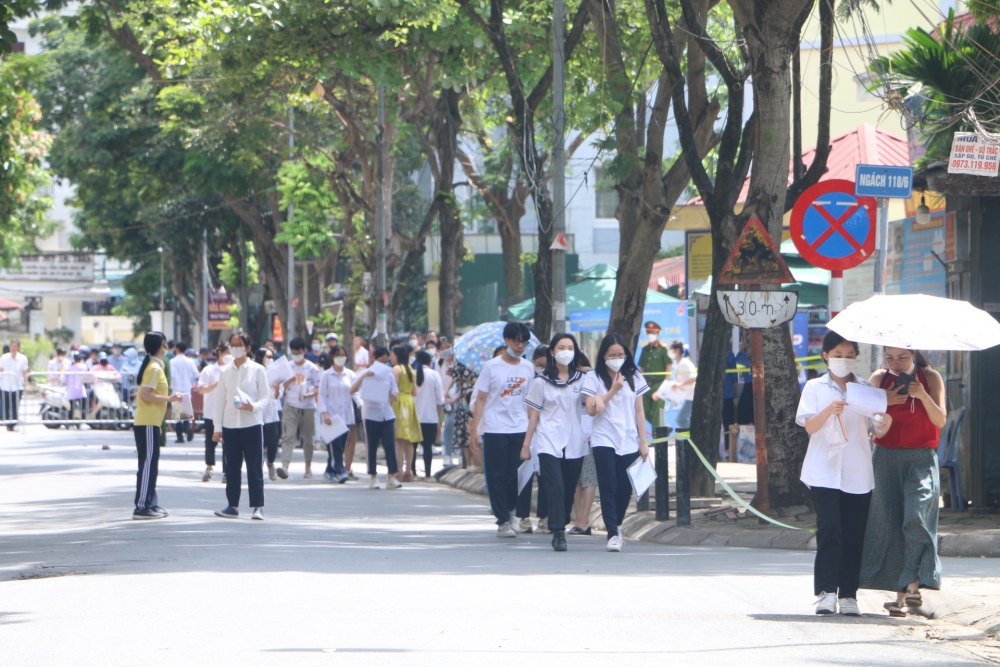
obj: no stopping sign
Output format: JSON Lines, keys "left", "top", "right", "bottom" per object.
{"left": 790, "top": 179, "right": 877, "bottom": 271}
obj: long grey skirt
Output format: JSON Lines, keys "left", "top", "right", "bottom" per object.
{"left": 860, "top": 446, "right": 942, "bottom": 592}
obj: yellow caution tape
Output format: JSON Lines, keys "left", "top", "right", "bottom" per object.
{"left": 646, "top": 434, "right": 805, "bottom": 531}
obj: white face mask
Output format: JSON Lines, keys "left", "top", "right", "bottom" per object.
{"left": 890, "top": 361, "right": 917, "bottom": 375}
{"left": 292, "top": 353, "right": 304, "bottom": 363}
{"left": 606, "top": 358, "right": 625, "bottom": 373}
{"left": 263, "top": 357, "right": 272, "bottom": 367}
{"left": 647, "top": 333, "right": 658, "bottom": 344}
{"left": 408, "top": 340, "right": 418, "bottom": 349}
{"left": 408, "top": 355, "right": 416, "bottom": 365}
{"left": 554, "top": 350, "right": 575, "bottom": 366}
{"left": 230, "top": 347, "right": 246, "bottom": 360}
{"left": 333, "top": 356, "right": 347, "bottom": 367}
{"left": 221, "top": 355, "right": 234, "bottom": 366}
{"left": 827, "top": 358, "right": 856, "bottom": 379}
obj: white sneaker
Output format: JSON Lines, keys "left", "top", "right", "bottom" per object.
{"left": 267, "top": 463, "right": 277, "bottom": 481}
{"left": 815, "top": 591, "right": 838, "bottom": 615}
{"left": 839, "top": 598, "right": 860, "bottom": 616}
{"left": 202, "top": 466, "right": 213, "bottom": 482}
{"left": 519, "top": 518, "right": 534, "bottom": 534}
{"left": 442, "top": 455, "right": 454, "bottom": 467}
{"left": 387, "top": 477, "right": 402, "bottom": 490}
{"left": 251, "top": 508, "right": 264, "bottom": 521}
{"left": 607, "top": 535, "right": 624, "bottom": 552}
{"left": 369, "top": 478, "right": 381, "bottom": 490}
{"left": 497, "top": 522, "right": 517, "bottom": 538}
{"left": 537, "top": 517, "right": 549, "bottom": 533}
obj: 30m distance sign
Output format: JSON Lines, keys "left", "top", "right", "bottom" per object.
{"left": 717, "top": 290, "right": 799, "bottom": 329}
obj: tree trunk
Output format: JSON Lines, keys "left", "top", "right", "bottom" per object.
{"left": 498, "top": 221, "right": 523, "bottom": 301}
{"left": 532, "top": 195, "right": 555, "bottom": 341}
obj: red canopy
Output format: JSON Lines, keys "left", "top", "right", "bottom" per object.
{"left": 0, "top": 298, "right": 22, "bottom": 310}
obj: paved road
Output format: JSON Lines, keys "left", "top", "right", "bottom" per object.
{"left": 1, "top": 428, "right": 996, "bottom": 666}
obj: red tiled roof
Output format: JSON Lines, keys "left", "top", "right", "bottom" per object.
{"left": 649, "top": 255, "right": 686, "bottom": 294}
{"left": 685, "top": 124, "right": 910, "bottom": 205}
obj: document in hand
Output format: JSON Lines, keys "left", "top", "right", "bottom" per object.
{"left": 517, "top": 460, "right": 536, "bottom": 494}
{"left": 845, "top": 383, "right": 887, "bottom": 419}
{"left": 626, "top": 455, "right": 657, "bottom": 503}
{"left": 265, "top": 355, "right": 294, "bottom": 386}
{"left": 360, "top": 363, "right": 392, "bottom": 404}
{"left": 317, "top": 414, "right": 349, "bottom": 444}
{"left": 234, "top": 388, "right": 253, "bottom": 407}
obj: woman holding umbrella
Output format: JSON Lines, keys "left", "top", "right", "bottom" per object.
{"left": 861, "top": 347, "right": 946, "bottom": 617}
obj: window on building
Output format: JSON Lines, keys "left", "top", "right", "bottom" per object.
{"left": 593, "top": 228, "right": 620, "bottom": 255}
{"left": 855, "top": 74, "right": 877, "bottom": 102}
{"left": 594, "top": 166, "right": 618, "bottom": 219}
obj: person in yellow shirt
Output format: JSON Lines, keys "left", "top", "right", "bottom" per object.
{"left": 133, "top": 332, "right": 182, "bottom": 520}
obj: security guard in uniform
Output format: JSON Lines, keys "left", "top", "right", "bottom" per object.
{"left": 636, "top": 321, "right": 671, "bottom": 426}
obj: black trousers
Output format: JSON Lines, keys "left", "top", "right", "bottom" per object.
{"left": 263, "top": 421, "right": 281, "bottom": 464}
{"left": 1, "top": 389, "right": 22, "bottom": 422}
{"left": 418, "top": 422, "right": 437, "bottom": 476}
{"left": 174, "top": 418, "right": 191, "bottom": 441}
{"left": 133, "top": 425, "right": 160, "bottom": 510}
{"left": 811, "top": 486, "right": 872, "bottom": 598}
{"left": 538, "top": 453, "right": 584, "bottom": 532}
{"left": 203, "top": 419, "right": 221, "bottom": 469}
{"left": 365, "top": 419, "right": 398, "bottom": 475}
{"left": 325, "top": 431, "right": 348, "bottom": 477}
{"left": 593, "top": 447, "right": 640, "bottom": 539}
{"left": 483, "top": 432, "right": 525, "bottom": 525}
{"left": 222, "top": 425, "right": 265, "bottom": 508}
{"left": 515, "top": 472, "right": 548, "bottom": 520}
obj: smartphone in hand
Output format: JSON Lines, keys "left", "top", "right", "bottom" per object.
{"left": 890, "top": 372, "right": 915, "bottom": 395}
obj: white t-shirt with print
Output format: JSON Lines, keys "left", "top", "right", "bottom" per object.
{"left": 524, "top": 371, "right": 587, "bottom": 459}
{"left": 473, "top": 356, "right": 534, "bottom": 434}
{"left": 581, "top": 370, "right": 649, "bottom": 455}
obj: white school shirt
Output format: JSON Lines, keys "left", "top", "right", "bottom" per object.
{"left": 795, "top": 372, "right": 876, "bottom": 494}
{"left": 214, "top": 359, "right": 272, "bottom": 429}
{"left": 473, "top": 356, "right": 535, "bottom": 434}
{"left": 523, "top": 371, "right": 588, "bottom": 459}
{"left": 318, "top": 366, "right": 357, "bottom": 426}
{"left": 414, "top": 367, "right": 445, "bottom": 424}
{"left": 581, "top": 370, "right": 650, "bottom": 455}
{"left": 197, "top": 362, "right": 223, "bottom": 421}
{"left": 672, "top": 357, "right": 698, "bottom": 402}
{"left": 284, "top": 359, "right": 321, "bottom": 410}
{"left": 354, "top": 346, "right": 370, "bottom": 368}
{"left": 0, "top": 352, "right": 29, "bottom": 391}
{"left": 169, "top": 355, "right": 199, "bottom": 394}
{"left": 360, "top": 362, "right": 400, "bottom": 422}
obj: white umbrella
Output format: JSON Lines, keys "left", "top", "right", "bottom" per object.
{"left": 827, "top": 294, "right": 1000, "bottom": 351}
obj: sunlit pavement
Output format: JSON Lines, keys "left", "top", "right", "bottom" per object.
{"left": 1, "top": 427, "right": 997, "bottom": 666}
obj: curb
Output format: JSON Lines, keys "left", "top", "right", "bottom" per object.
{"left": 434, "top": 467, "right": 1000, "bottom": 558}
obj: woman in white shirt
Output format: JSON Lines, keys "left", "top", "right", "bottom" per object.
{"left": 350, "top": 346, "right": 403, "bottom": 490}
{"left": 796, "top": 331, "right": 892, "bottom": 616}
{"left": 195, "top": 342, "right": 230, "bottom": 483}
{"left": 254, "top": 347, "right": 284, "bottom": 481}
{"left": 413, "top": 350, "right": 445, "bottom": 480}
{"left": 319, "top": 346, "right": 356, "bottom": 484}
{"left": 582, "top": 334, "right": 650, "bottom": 553}
{"left": 659, "top": 341, "right": 697, "bottom": 430}
{"left": 212, "top": 332, "right": 273, "bottom": 521}
{"left": 521, "top": 333, "right": 588, "bottom": 552}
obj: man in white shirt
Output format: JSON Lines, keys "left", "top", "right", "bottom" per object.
{"left": 169, "top": 344, "right": 199, "bottom": 443}
{"left": 469, "top": 322, "right": 535, "bottom": 538}
{"left": 277, "top": 337, "right": 322, "bottom": 479}
{"left": 0, "top": 339, "right": 29, "bottom": 431}
{"left": 354, "top": 336, "right": 370, "bottom": 370}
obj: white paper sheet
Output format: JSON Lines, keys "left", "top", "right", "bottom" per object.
{"left": 234, "top": 387, "right": 252, "bottom": 407}
{"left": 317, "top": 414, "right": 349, "bottom": 444}
{"left": 517, "top": 460, "right": 535, "bottom": 494}
{"left": 265, "top": 355, "right": 294, "bottom": 386}
{"left": 360, "top": 362, "right": 392, "bottom": 404}
{"left": 626, "top": 455, "right": 657, "bottom": 503}
{"left": 845, "top": 383, "right": 887, "bottom": 419}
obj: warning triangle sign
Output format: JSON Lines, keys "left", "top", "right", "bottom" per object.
{"left": 717, "top": 217, "right": 794, "bottom": 285}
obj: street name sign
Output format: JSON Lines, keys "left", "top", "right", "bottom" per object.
{"left": 718, "top": 290, "right": 798, "bottom": 329}
{"left": 854, "top": 164, "right": 913, "bottom": 198}
{"left": 790, "top": 179, "right": 876, "bottom": 271}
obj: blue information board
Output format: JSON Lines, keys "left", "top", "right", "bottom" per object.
{"left": 854, "top": 164, "right": 914, "bottom": 199}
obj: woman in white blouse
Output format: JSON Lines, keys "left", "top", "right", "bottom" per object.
{"left": 582, "top": 334, "right": 650, "bottom": 553}
{"left": 796, "top": 331, "right": 892, "bottom": 616}
{"left": 319, "top": 345, "right": 356, "bottom": 484}
{"left": 521, "top": 333, "right": 588, "bottom": 553}
{"left": 212, "top": 332, "right": 273, "bottom": 521}
{"left": 413, "top": 350, "right": 445, "bottom": 480}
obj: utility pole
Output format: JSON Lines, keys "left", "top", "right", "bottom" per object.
{"left": 286, "top": 107, "right": 296, "bottom": 345}
{"left": 158, "top": 246, "right": 164, "bottom": 315}
{"left": 551, "top": 0, "right": 567, "bottom": 334}
{"left": 375, "top": 84, "right": 388, "bottom": 347}
{"left": 201, "top": 229, "right": 209, "bottom": 348}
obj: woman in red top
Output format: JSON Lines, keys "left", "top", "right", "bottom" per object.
{"left": 861, "top": 347, "right": 947, "bottom": 617}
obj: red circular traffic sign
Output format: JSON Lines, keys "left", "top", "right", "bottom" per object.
{"left": 790, "top": 179, "right": 876, "bottom": 271}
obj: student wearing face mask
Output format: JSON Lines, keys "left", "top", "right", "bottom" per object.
{"left": 390, "top": 345, "right": 422, "bottom": 482}
{"left": 636, "top": 321, "right": 670, "bottom": 427}
{"left": 796, "top": 332, "right": 892, "bottom": 616}
{"left": 514, "top": 346, "right": 551, "bottom": 533}
{"left": 582, "top": 334, "right": 649, "bottom": 552}
{"left": 196, "top": 342, "right": 231, "bottom": 483}
{"left": 861, "top": 346, "right": 946, "bottom": 618}
{"left": 413, "top": 350, "right": 445, "bottom": 480}
{"left": 521, "top": 333, "right": 587, "bottom": 551}
{"left": 350, "top": 346, "right": 403, "bottom": 489}
{"left": 253, "top": 347, "right": 284, "bottom": 480}
{"left": 306, "top": 338, "right": 322, "bottom": 364}
{"left": 318, "top": 346, "right": 356, "bottom": 483}
{"left": 276, "top": 337, "right": 322, "bottom": 480}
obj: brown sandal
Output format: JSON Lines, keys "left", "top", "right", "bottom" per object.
{"left": 883, "top": 601, "right": 908, "bottom": 617}
{"left": 905, "top": 592, "right": 922, "bottom": 608}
